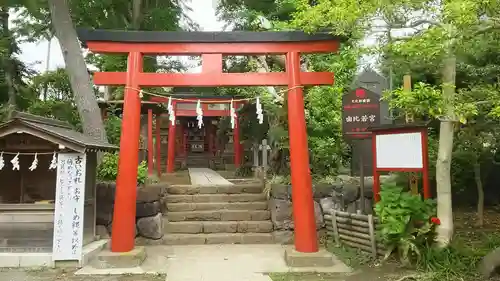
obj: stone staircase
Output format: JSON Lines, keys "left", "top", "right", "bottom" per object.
{"left": 162, "top": 183, "right": 274, "bottom": 244}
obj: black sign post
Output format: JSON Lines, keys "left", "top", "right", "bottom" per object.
{"left": 342, "top": 87, "right": 380, "bottom": 213}
{"left": 342, "top": 69, "right": 391, "bottom": 213}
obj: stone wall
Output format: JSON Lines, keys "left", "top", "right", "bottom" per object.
{"left": 95, "top": 182, "right": 167, "bottom": 240}
{"left": 268, "top": 175, "right": 397, "bottom": 235}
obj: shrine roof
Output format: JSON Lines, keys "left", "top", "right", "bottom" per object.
{"left": 98, "top": 95, "right": 247, "bottom": 114}
{"left": 98, "top": 100, "right": 166, "bottom": 114}
{"left": 77, "top": 29, "right": 345, "bottom": 46}
{"left": 0, "top": 111, "right": 117, "bottom": 153}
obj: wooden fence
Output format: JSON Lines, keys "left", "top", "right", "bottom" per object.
{"left": 324, "top": 209, "right": 386, "bottom": 257}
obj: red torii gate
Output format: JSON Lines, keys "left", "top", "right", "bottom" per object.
{"left": 78, "top": 29, "right": 343, "bottom": 254}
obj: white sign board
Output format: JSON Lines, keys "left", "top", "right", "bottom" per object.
{"left": 375, "top": 132, "right": 423, "bottom": 169}
{"left": 52, "top": 153, "right": 86, "bottom": 261}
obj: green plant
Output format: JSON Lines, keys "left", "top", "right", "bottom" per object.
{"left": 375, "top": 184, "right": 438, "bottom": 266}
{"left": 235, "top": 163, "right": 253, "bottom": 177}
{"left": 97, "top": 153, "right": 119, "bottom": 182}
{"left": 97, "top": 152, "right": 148, "bottom": 185}
{"left": 136, "top": 161, "right": 148, "bottom": 185}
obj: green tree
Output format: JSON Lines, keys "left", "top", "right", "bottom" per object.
{"left": 289, "top": 0, "right": 500, "bottom": 244}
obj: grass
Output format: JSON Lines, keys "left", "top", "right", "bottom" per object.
{"left": 413, "top": 232, "right": 500, "bottom": 281}
{"left": 268, "top": 231, "right": 500, "bottom": 281}
{"left": 268, "top": 272, "right": 347, "bottom": 281}
{"left": 268, "top": 239, "right": 397, "bottom": 281}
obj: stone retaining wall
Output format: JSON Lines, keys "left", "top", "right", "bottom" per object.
{"left": 96, "top": 182, "right": 168, "bottom": 240}
{"left": 268, "top": 175, "right": 397, "bottom": 238}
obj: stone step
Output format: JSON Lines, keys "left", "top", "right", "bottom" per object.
{"left": 164, "top": 220, "right": 273, "bottom": 234}
{"left": 167, "top": 184, "right": 263, "bottom": 195}
{"left": 167, "top": 210, "right": 270, "bottom": 222}
{"left": 159, "top": 233, "right": 275, "bottom": 245}
{"left": 166, "top": 193, "right": 266, "bottom": 203}
{"left": 1, "top": 238, "right": 53, "bottom": 247}
{"left": 166, "top": 202, "right": 268, "bottom": 212}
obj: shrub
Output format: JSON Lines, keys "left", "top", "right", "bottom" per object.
{"left": 97, "top": 152, "right": 148, "bottom": 185}
{"left": 375, "top": 183, "right": 438, "bottom": 266}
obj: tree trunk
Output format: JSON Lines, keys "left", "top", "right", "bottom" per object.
{"left": 435, "top": 55, "right": 456, "bottom": 245}
{"left": 473, "top": 161, "right": 485, "bottom": 227}
{"left": 47, "top": 0, "right": 107, "bottom": 142}
{"left": 1, "top": 7, "right": 16, "bottom": 116}
{"left": 43, "top": 37, "right": 52, "bottom": 100}
{"left": 252, "top": 56, "right": 282, "bottom": 101}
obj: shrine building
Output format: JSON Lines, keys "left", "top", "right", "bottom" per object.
{"left": 98, "top": 90, "right": 248, "bottom": 175}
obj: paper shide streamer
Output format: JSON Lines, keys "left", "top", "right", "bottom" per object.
{"left": 256, "top": 97, "right": 263, "bottom": 124}
{"left": 29, "top": 153, "right": 38, "bottom": 171}
{"left": 196, "top": 99, "right": 203, "bottom": 129}
{"left": 49, "top": 152, "right": 58, "bottom": 170}
{"left": 11, "top": 153, "right": 20, "bottom": 171}
{"left": 0, "top": 152, "right": 4, "bottom": 170}
{"left": 167, "top": 97, "right": 175, "bottom": 125}
{"left": 230, "top": 100, "right": 237, "bottom": 129}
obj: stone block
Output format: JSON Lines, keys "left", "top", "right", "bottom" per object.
{"left": 203, "top": 222, "right": 238, "bottom": 233}
{"left": 0, "top": 254, "right": 20, "bottom": 267}
{"left": 137, "top": 184, "right": 168, "bottom": 203}
{"left": 137, "top": 213, "right": 164, "bottom": 240}
{"left": 269, "top": 199, "right": 323, "bottom": 230}
{"left": 220, "top": 210, "right": 251, "bottom": 221}
{"left": 162, "top": 234, "right": 206, "bottom": 245}
{"left": 284, "top": 248, "right": 336, "bottom": 267}
{"left": 205, "top": 233, "right": 241, "bottom": 244}
{"left": 270, "top": 184, "right": 292, "bottom": 200}
{"left": 92, "top": 246, "right": 147, "bottom": 269}
{"left": 164, "top": 221, "right": 203, "bottom": 234}
{"left": 236, "top": 221, "right": 273, "bottom": 233}
{"left": 19, "top": 253, "right": 52, "bottom": 267}
{"left": 227, "top": 194, "right": 266, "bottom": 202}
{"left": 273, "top": 231, "right": 294, "bottom": 245}
{"left": 240, "top": 233, "right": 274, "bottom": 244}
{"left": 136, "top": 201, "right": 161, "bottom": 218}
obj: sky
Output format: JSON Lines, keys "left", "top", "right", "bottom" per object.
{"left": 17, "top": 0, "right": 223, "bottom": 73}
{"left": 17, "top": 0, "right": 385, "bottom": 74}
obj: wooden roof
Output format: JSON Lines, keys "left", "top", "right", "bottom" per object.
{"left": 77, "top": 29, "right": 345, "bottom": 47}
{"left": 0, "top": 112, "right": 117, "bottom": 153}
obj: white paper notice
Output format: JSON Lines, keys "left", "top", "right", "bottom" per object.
{"left": 52, "top": 153, "right": 86, "bottom": 261}
{"left": 376, "top": 132, "right": 423, "bottom": 169}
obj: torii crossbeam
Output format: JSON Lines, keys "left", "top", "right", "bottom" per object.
{"left": 78, "top": 28, "right": 345, "bottom": 254}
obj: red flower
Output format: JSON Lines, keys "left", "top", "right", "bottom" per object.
{"left": 430, "top": 217, "right": 441, "bottom": 225}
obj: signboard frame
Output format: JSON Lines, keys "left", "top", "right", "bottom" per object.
{"left": 370, "top": 124, "right": 430, "bottom": 202}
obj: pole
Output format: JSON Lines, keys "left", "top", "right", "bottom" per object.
{"left": 147, "top": 109, "right": 154, "bottom": 175}
{"left": 358, "top": 141, "right": 365, "bottom": 213}
{"left": 111, "top": 51, "right": 143, "bottom": 252}
{"left": 233, "top": 102, "right": 241, "bottom": 168}
{"left": 155, "top": 114, "right": 161, "bottom": 177}
{"left": 286, "top": 51, "right": 318, "bottom": 253}
{"left": 404, "top": 75, "right": 419, "bottom": 195}
{"left": 166, "top": 105, "right": 176, "bottom": 173}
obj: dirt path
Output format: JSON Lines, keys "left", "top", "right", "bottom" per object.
{"left": 270, "top": 263, "right": 410, "bottom": 281}
{"left": 0, "top": 269, "right": 166, "bottom": 281}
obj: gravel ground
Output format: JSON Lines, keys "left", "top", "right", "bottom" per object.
{"left": 0, "top": 268, "right": 166, "bottom": 281}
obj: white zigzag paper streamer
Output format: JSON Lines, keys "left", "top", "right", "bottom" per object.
{"left": 256, "top": 97, "right": 263, "bottom": 124}
{"left": 196, "top": 99, "right": 203, "bottom": 129}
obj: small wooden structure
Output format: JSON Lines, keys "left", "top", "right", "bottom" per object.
{"left": 369, "top": 123, "right": 430, "bottom": 201}
{"left": 325, "top": 209, "right": 385, "bottom": 257}
{"left": 0, "top": 112, "right": 116, "bottom": 255}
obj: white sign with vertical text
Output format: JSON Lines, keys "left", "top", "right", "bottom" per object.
{"left": 52, "top": 153, "right": 86, "bottom": 261}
